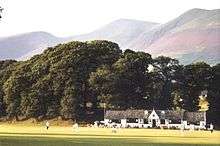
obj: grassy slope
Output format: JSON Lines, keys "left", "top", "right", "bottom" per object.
{"left": 0, "top": 124, "right": 220, "bottom": 146}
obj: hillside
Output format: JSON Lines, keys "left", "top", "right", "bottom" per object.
{"left": 128, "top": 8, "right": 220, "bottom": 64}
{"left": 0, "top": 32, "right": 61, "bottom": 60}
{"left": 0, "top": 9, "right": 219, "bottom": 64}
{"left": 71, "top": 19, "right": 159, "bottom": 48}
{"left": 0, "top": 19, "right": 157, "bottom": 60}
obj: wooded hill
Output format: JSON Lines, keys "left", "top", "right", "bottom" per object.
{"left": 0, "top": 40, "right": 219, "bottom": 126}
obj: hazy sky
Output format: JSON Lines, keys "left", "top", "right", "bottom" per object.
{"left": 0, "top": 0, "right": 219, "bottom": 37}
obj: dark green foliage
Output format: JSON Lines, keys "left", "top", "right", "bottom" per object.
{"left": 0, "top": 40, "right": 122, "bottom": 121}
{"left": 181, "top": 62, "right": 212, "bottom": 111}
{"left": 0, "top": 40, "right": 219, "bottom": 126}
{"left": 151, "top": 56, "right": 180, "bottom": 109}
{"left": 207, "top": 64, "right": 220, "bottom": 126}
{"left": 89, "top": 50, "right": 153, "bottom": 109}
{"left": 0, "top": 60, "right": 17, "bottom": 117}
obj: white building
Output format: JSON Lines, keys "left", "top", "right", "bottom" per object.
{"left": 104, "top": 109, "right": 206, "bottom": 129}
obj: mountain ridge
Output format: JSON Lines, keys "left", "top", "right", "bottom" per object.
{"left": 0, "top": 8, "right": 219, "bottom": 64}
{"left": 127, "top": 8, "right": 220, "bottom": 64}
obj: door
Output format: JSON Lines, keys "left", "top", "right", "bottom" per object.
{"left": 152, "top": 119, "right": 156, "bottom": 127}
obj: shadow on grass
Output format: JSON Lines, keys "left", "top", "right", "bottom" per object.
{"left": 0, "top": 136, "right": 219, "bottom": 146}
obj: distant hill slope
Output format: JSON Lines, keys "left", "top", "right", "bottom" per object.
{"left": 0, "top": 19, "right": 157, "bottom": 60}
{"left": 71, "top": 19, "right": 159, "bottom": 48}
{"left": 0, "top": 8, "right": 219, "bottom": 64}
{"left": 0, "top": 32, "right": 62, "bottom": 60}
{"left": 128, "top": 8, "right": 220, "bottom": 64}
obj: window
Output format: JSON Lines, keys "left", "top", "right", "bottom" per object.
{"left": 169, "top": 119, "right": 181, "bottom": 124}
{"left": 161, "top": 119, "right": 165, "bottom": 124}
{"left": 144, "top": 119, "right": 148, "bottom": 124}
{"left": 111, "top": 119, "right": 120, "bottom": 123}
{"left": 127, "top": 118, "right": 138, "bottom": 123}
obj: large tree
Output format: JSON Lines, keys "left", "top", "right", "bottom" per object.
{"left": 151, "top": 56, "right": 180, "bottom": 109}
{"left": 89, "top": 49, "right": 153, "bottom": 109}
{"left": 207, "top": 64, "right": 220, "bottom": 126}
{"left": 0, "top": 60, "right": 16, "bottom": 117}
{"left": 182, "top": 62, "right": 212, "bottom": 111}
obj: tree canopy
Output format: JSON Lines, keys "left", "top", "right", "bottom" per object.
{"left": 0, "top": 40, "right": 219, "bottom": 126}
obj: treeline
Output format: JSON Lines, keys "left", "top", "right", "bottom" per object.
{"left": 0, "top": 40, "right": 219, "bottom": 125}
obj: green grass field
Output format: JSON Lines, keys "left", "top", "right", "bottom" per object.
{"left": 0, "top": 124, "right": 220, "bottom": 146}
